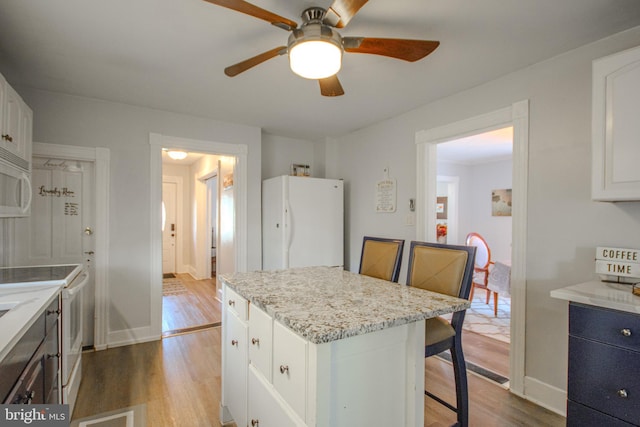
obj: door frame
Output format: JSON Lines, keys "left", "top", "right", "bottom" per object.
{"left": 149, "top": 133, "right": 248, "bottom": 339}
{"left": 31, "top": 142, "right": 110, "bottom": 350}
{"left": 162, "top": 176, "right": 184, "bottom": 274}
{"left": 415, "top": 100, "right": 529, "bottom": 395}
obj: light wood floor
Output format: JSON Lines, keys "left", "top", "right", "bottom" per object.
{"left": 162, "top": 273, "right": 221, "bottom": 334}
{"left": 462, "top": 329, "right": 510, "bottom": 379}
{"left": 74, "top": 301, "right": 564, "bottom": 427}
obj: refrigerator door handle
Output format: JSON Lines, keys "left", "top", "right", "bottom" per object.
{"left": 284, "top": 199, "right": 292, "bottom": 268}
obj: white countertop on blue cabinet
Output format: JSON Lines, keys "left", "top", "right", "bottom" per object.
{"left": 550, "top": 280, "right": 640, "bottom": 313}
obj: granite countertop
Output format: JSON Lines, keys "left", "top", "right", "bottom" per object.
{"left": 551, "top": 280, "right": 640, "bottom": 314}
{"left": 0, "top": 285, "right": 63, "bottom": 362}
{"left": 221, "top": 266, "right": 471, "bottom": 344}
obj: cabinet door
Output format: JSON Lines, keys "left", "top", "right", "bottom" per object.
{"left": 273, "top": 321, "right": 307, "bottom": 421}
{"left": 248, "top": 366, "right": 302, "bottom": 427}
{"left": 223, "top": 311, "right": 248, "bottom": 427}
{"left": 592, "top": 45, "right": 640, "bottom": 201}
{"left": 249, "top": 304, "right": 273, "bottom": 381}
{"left": 2, "top": 84, "right": 24, "bottom": 158}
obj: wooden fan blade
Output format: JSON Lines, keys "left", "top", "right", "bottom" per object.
{"left": 343, "top": 37, "right": 440, "bottom": 62}
{"left": 323, "top": 0, "right": 369, "bottom": 28}
{"left": 202, "top": 0, "right": 297, "bottom": 30}
{"left": 224, "top": 46, "right": 287, "bottom": 77}
{"left": 319, "top": 75, "right": 345, "bottom": 97}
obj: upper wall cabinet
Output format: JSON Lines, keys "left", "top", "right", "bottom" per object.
{"left": 592, "top": 45, "right": 640, "bottom": 201}
{"left": 0, "top": 73, "right": 32, "bottom": 171}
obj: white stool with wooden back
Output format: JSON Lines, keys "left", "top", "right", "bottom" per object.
{"left": 465, "top": 232, "right": 499, "bottom": 317}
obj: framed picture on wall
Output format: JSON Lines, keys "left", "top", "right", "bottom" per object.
{"left": 436, "top": 196, "right": 448, "bottom": 219}
{"left": 492, "top": 189, "right": 512, "bottom": 216}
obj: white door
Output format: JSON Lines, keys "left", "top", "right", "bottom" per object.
{"left": 162, "top": 181, "right": 177, "bottom": 275}
{"left": 14, "top": 156, "right": 96, "bottom": 346}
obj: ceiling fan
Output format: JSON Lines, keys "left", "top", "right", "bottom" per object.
{"left": 203, "top": 0, "right": 440, "bottom": 96}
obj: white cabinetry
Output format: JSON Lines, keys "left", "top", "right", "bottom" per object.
{"left": 592, "top": 44, "right": 640, "bottom": 201}
{"left": 221, "top": 283, "right": 425, "bottom": 427}
{"left": 221, "top": 287, "right": 248, "bottom": 427}
{"left": 0, "top": 73, "right": 32, "bottom": 169}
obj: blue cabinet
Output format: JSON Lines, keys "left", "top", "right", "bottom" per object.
{"left": 567, "top": 303, "right": 640, "bottom": 426}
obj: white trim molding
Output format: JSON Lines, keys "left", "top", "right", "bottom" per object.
{"left": 149, "top": 133, "right": 248, "bottom": 340}
{"left": 415, "top": 100, "right": 530, "bottom": 398}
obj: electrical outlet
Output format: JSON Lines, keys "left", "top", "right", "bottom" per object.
{"left": 405, "top": 213, "right": 415, "bottom": 226}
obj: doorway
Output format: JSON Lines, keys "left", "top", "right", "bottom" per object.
{"left": 160, "top": 152, "right": 225, "bottom": 335}
{"left": 12, "top": 142, "right": 110, "bottom": 350}
{"left": 435, "top": 128, "right": 513, "bottom": 383}
{"left": 416, "top": 100, "right": 529, "bottom": 394}
{"left": 150, "top": 133, "right": 249, "bottom": 340}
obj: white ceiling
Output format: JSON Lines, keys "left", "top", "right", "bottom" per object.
{"left": 438, "top": 126, "right": 513, "bottom": 165}
{"left": 1, "top": 0, "right": 639, "bottom": 141}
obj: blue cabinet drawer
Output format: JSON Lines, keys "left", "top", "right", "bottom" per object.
{"left": 570, "top": 303, "right": 640, "bottom": 352}
{"left": 568, "top": 400, "right": 634, "bottom": 426}
{"left": 568, "top": 335, "right": 640, "bottom": 424}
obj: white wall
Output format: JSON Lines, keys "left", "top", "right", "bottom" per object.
{"left": 14, "top": 89, "right": 262, "bottom": 343}
{"left": 261, "top": 133, "right": 325, "bottom": 179}
{"left": 329, "top": 26, "right": 640, "bottom": 410}
{"left": 465, "top": 159, "right": 512, "bottom": 262}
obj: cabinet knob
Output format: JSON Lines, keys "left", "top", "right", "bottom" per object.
{"left": 1, "top": 134, "right": 13, "bottom": 142}
{"left": 47, "top": 352, "right": 61, "bottom": 359}
{"left": 279, "top": 365, "right": 289, "bottom": 374}
{"left": 621, "top": 328, "right": 632, "bottom": 337}
{"left": 228, "top": 300, "right": 235, "bottom": 306}
{"left": 251, "top": 420, "right": 259, "bottom": 426}
{"left": 251, "top": 338, "right": 259, "bottom": 345}
{"left": 47, "top": 308, "right": 61, "bottom": 315}
{"left": 231, "top": 339, "right": 238, "bottom": 346}
{"left": 617, "top": 389, "right": 628, "bottom": 398}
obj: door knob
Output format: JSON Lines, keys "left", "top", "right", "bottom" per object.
{"left": 84, "top": 227, "right": 93, "bottom": 235}
{"left": 84, "top": 251, "right": 94, "bottom": 255}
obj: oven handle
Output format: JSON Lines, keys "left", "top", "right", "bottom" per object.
{"left": 65, "top": 271, "right": 89, "bottom": 298}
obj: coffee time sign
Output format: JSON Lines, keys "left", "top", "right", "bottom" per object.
{"left": 596, "top": 246, "right": 640, "bottom": 282}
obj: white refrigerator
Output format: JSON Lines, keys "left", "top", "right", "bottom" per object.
{"left": 262, "top": 175, "right": 344, "bottom": 270}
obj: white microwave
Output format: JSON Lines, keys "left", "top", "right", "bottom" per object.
{"left": 0, "top": 156, "right": 31, "bottom": 217}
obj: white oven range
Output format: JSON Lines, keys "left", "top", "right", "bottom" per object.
{"left": 0, "top": 264, "right": 87, "bottom": 412}
{"left": 61, "top": 268, "right": 88, "bottom": 413}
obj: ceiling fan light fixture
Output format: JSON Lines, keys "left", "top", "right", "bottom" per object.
{"left": 289, "top": 40, "right": 342, "bottom": 79}
{"left": 167, "top": 150, "right": 188, "bottom": 160}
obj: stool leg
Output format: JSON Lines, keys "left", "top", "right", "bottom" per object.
{"left": 450, "top": 337, "right": 469, "bottom": 427}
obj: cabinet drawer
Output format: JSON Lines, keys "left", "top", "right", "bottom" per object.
{"left": 225, "top": 286, "right": 248, "bottom": 321}
{"left": 249, "top": 304, "right": 273, "bottom": 381}
{"left": 273, "top": 321, "right": 307, "bottom": 421}
{"left": 248, "top": 366, "right": 303, "bottom": 427}
{"left": 568, "top": 336, "right": 640, "bottom": 423}
{"left": 568, "top": 400, "right": 633, "bottom": 427}
{"left": 223, "top": 311, "right": 248, "bottom": 427}
{"left": 570, "top": 303, "right": 640, "bottom": 351}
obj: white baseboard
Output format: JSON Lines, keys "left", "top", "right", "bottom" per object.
{"left": 107, "top": 326, "right": 160, "bottom": 348}
{"left": 523, "top": 376, "right": 567, "bottom": 417}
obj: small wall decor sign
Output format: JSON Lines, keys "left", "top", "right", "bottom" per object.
{"left": 223, "top": 173, "right": 233, "bottom": 189}
{"left": 375, "top": 168, "right": 396, "bottom": 213}
{"left": 595, "top": 246, "right": 640, "bottom": 283}
{"left": 492, "top": 189, "right": 512, "bottom": 216}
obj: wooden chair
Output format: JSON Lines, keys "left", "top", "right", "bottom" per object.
{"left": 465, "top": 232, "right": 498, "bottom": 316}
{"left": 406, "top": 240, "right": 476, "bottom": 427}
{"left": 358, "top": 236, "right": 405, "bottom": 282}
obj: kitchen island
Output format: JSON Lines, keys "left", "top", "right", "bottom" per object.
{"left": 220, "top": 266, "right": 471, "bottom": 427}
